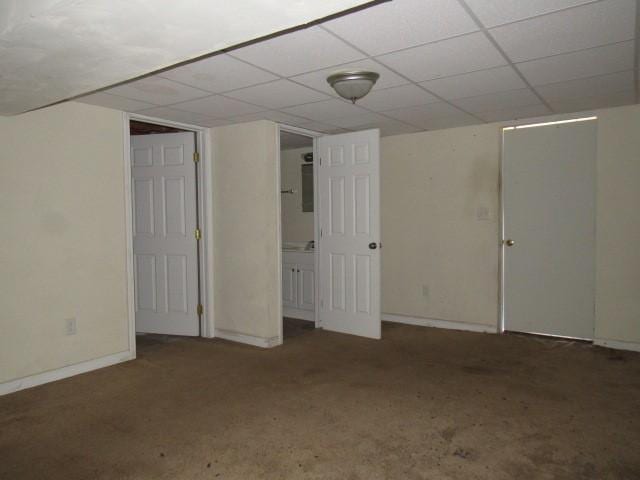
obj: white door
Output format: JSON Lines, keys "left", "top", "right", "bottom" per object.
{"left": 503, "top": 119, "right": 596, "bottom": 339}
{"left": 317, "top": 129, "right": 381, "bottom": 339}
{"left": 131, "top": 132, "right": 200, "bottom": 336}
{"left": 282, "top": 262, "right": 298, "bottom": 309}
{"left": 298, "top": 264, "right": 315, "bottom": 312}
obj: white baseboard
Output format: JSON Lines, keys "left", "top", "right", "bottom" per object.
{"left": 283, "top": 307, "right": 315, "bottom": 322}
{"left": 382, "top": 313, "right": 498, "bottom": 334}
{"left": 594, "top": 338, "right": 640, "bottom": 352}
{"left": 0, "top": 350, "right": 135, "bottom": 397}
{"left": 214, "top": 328, "right": 281, "bottom": 348}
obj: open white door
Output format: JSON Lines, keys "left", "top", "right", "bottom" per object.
{"left": 317, "top": 129, "right": 381, "bottom": 339}
{"left": 131, "top": 132, "right": 200, "bottom": 336}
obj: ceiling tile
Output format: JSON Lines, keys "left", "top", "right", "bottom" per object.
{"left": 490, "top": 0, "right": 636, "bottom": 63}
{"left": 357, "top": 84, "right": 439, "bottom": 112}
{"left": 451, "top": 88, "right": 541, "bottom": 113}
{"left": 548, "top": 89, "right": 635, "bottom": 114}
{"left": 383, "top": 102, "right": 479, "bottom": 129}
{"left": 136, "top": 107, "right": 221, "bottom": 126}
{"left": 171, "top": 95, "right": 265, "bottom": 118}
{"left": 476, "top": 104, "right": 552, "bottom": 122}
{"left": 347, "top": 117, "right": 422, "bottom": 137}
{"left": 281, "top": 99, "right": 368, "bottom": 121}
{"left": 465, "top": 0, "right": 596, "bottom": 28}
{"left": 420, "top": 65, "right": 526, "bottom": 100}
{"left": 325, "top": 112, "right": 391, "bottom": 129}
{"left": 322, "top": 0, "right": 478, "bottom": 56}
{"left": 229, "top": 26, "right": 365, "bottom": 77}
{"left": 158, "top": 54, "right": 278, "bottom": 94}
{"left": 290, "top": 58, "right": 409, "bottom": 96}
{"left": 517, "top": 41, "right": 634, "bottom": 86}
{"left": 227, "top": 110, "right": 312, "bottom": 126}
{"left": 376, "top": 32, "right": 506, "bottom": 82}
{"left": 224, "top": 80, "right": 329, "bottom": 109}
{"left": 197, "top": 118, "right": 233, "bottom": 128}
{"left": 295, "top": 120, "right": 345, "bottom": 134}
{"left": 76, "top": 92, "right": 155, "bottom": 112}
{"left": 106, "top": 76, "right": 209, "bottom": 105}
{"left": 535, "top": 71, "right": 634, "bottom": 103}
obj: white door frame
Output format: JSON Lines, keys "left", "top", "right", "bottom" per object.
{"left": 123, "top": 112, "right": 215, "bottom": 355}
{"left": 276, "top": 123, "right": 323, "bottom": 344}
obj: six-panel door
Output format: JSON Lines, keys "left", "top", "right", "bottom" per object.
{"left": 131, "top": 132, "right": 200, "bottom": 336}
{"left": 317, "top": 129, "right": 381, "bottom": 339}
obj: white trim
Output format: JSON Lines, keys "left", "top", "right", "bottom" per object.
{"left": 124, "top": 113, "right": 214, "bottom": 338}
{"left": 283, "top": 307, "right": 315, "bottom": 321}
{"left": 594, "top": 338, "right": 640, "bottom": 352}
{"left": 0, "top": 350, "right": 134, "bottom": 396}
{"left": 382, "top": 313, "right": 498, "bottom": 334}
{"left": 201, "top": 129, "right": 215, "bottom": 337}
{"left": 214, "top": 329, "right": 282, "bottom": 348}
{"left": 122, "top": 113, "right": 137, "bottom": 356}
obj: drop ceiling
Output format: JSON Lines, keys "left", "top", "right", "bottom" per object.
{"left": 78, "top": 0, "right": 640, "bottom": 136}
{"left": 0, "top": 0, "right": 374, "bottom": 115}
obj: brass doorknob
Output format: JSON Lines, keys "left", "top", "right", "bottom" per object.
{"left": 505, "top": 239, "right": 515, "bottom": 247}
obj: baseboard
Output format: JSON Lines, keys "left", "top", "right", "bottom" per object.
{"left": 382, "top": 313, "right": 498, "bottom": 334}
{"left": 0, "top": 350, "right": 135, "bottom": 397}
{"left": 283, "top": 307, "right": 315, "bottom": 322}
{"left": 594, "top": 338, "right": 640, "bottom": 352}
{"left": 214, "top": 328, "right": 281, "bottom": 348}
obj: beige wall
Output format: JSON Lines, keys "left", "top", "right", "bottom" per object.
{"left": 211, "top": 121, "right": 280, "bottom": 342}
{"left": 381, "top": 104, "right": 640, "bottom": 344}
{"left": 280, "top": 147, "right": 314, "bottom": 243}
{"left": 0, "top": 102, "right": 130, "bottom": 384}
{"left": 594, "top": 106, "right": 640, "bottom": 344}
{"left": 381, "top": 124, "right": 501, "bottom": 328}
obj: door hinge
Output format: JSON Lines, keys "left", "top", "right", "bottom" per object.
{"left": 197, "top": 304, "right": 203, "bottom": 316}
{"left": 319, "top": 157, "right": 322, "bottom": 166}
{"left": 195, "top": 228, "right": 201, "bottom": 240}
{"left": 193, "top": 152, "right": 200, "bottom": 163}
{"left": 320, "top": 228, "right": 323, "bottom": 238}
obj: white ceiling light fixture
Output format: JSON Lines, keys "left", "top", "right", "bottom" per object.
{"left": 327, "top": 70, "right": 380, "bottom": 103}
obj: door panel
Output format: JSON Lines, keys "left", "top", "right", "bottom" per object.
{"left": 132, "top": 132, "right": 199, "bottom": 336}
{"left": 282, "top": 262, "right": 297, "bottom": 308}
{"left": 503, "top": 120, "right": 596, "bottom": 339}
{"left": 318, "top": 129, "right": 381, "bottom": 339}
{"left": 298, "top": 264, "right": 315, "bottom": 311}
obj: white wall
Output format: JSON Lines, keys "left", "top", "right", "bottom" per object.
{"left": 210, "top": 121, "right": 280, "bottom": 343}
{"left": 0, "top": 102, "right": 130, "bottom": 385}
{"left": 380, "top": 104, "right": 640, "bottom": 346}
{"left": 280, "top": 146, "right": 314, "bottom": 243}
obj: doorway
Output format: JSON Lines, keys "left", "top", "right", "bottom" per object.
{"left": 278, "top": 127, "right": 318, "bottom": 340}
{"left": 277, "top": 125, "right": 382, "bottom": 342}
{"left": 126, "top": 116, "right": 211, "bottom": 339}
{"left": 501, "top": 117, "right": 597, "bottom": 340}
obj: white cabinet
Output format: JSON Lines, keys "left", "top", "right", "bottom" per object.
{"left": 282, "top": 251, "right": 315, "bottom": 321}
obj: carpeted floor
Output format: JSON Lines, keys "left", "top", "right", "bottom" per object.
{"left": 1, "top": 323, "right": 639, "bottom": 479}
{"left": 283, "top": 317, "right": 315, "bottom": 339}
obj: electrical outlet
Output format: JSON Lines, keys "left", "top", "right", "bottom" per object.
{"left": 422, "top": 285, "right": 429, "bottom": 298}
{"left": 65, "top": 318, "right": 77, "bottom": 336}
